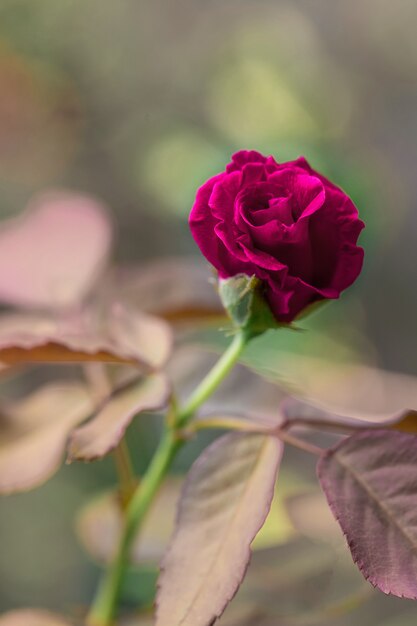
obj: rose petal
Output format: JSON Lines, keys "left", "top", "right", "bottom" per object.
{"left": 189, "top": 151, "right": 364, "bottom": 323}
{"left": 309, "top": 195, "right": 364, "bottom": 290}
{"left": 225, "top": 150, "right": 274, "bottom": 173}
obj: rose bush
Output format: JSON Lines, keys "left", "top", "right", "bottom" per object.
{"left": 189, "top": 150, "right": 364, "bottom": 322}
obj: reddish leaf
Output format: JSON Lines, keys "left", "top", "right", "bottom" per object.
{"left": 0, "top": 191, "right": 112, "bottom": 310}
{"left": 318, "top": 430, "right": 417, "bottom": 599}
{"left": 76, "top": 479, "right": 182, "bottom": 564}
{"left": 156, "top": 432, "right": 283, "bottom": 626}
{"left": 0, "top": 610, "right": 71, "bottom": 626}
{"left": 107, "top": 305, "right": 173, "bottom": 369}
{"left": 281, "top": 396, "right": 417, "bottom": 434}
{"left": 0, "top": 305, "right": 172, "bottom": 368}
{"left": 105, "top": 257, "right": 224, "bottom": 324}
{"left": 0, "top": 382, "right": 94, "bottom": 494}
{"left": 67, "top": 373, "right": 170, "bottom": 461}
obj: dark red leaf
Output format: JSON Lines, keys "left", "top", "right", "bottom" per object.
{"left": 318, "top": 429, "right": 417, "bottom": 599}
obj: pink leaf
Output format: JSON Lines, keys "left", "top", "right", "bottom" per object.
{"left": 105, "top": 257, "right": 224, "bottom": 324}
{"left": 0, "top": 382, "right": 94, "bottom": 494}
{"left": 318, "top": 429, "right": 417, "bottom": 599}
{"left": 0, "top": 610, "right": 72, "bottom": 626}
{"left": 266, "top": 355, "right": 417, "bottom": 416}
{"left": 0, "top": 191, "right": 112, "bottom": 310}
{"left": 156, "top": 432, "right": 283, "bottom": 626}
{"left": 67, "top": 373, "right": 170, "bottom": 461}
{"left": 0, "top": 305, "right": 172, "bottom": 368}
{"left": 282, "top": 396, "right": 417, "bottom": 433}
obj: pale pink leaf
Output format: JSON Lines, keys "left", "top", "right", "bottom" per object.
{"left": 0, "top": 610, "right": 72, "bottom": 626}
{"left": 108, "top": 305, "right": 173, "bottom": 370}
{"left": 264, "top": 353, "right": 417, "bottom": 416}
{"left": 0, "top": 382, "right": 94, "bottom": 494}
{"left": 0, "top": 191, "right": 112, "bottom": 310}
{"left": 67, "top": 373, "right": 170, "bottom": 461}
{"left": 318, "top": 429, "right": 417, "bottom": 599}
{"left": 156, "top": 432, "right": 283, "bottom": 626}
{"left": 0, "top": 305, "right": 172, "bottom": 368}
{"left": 105, "top": 257, "right": 223, "bottom": 324}
{"left": 281, "top": 396, "right": 417, "bottom": 434}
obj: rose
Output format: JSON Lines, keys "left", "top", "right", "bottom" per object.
{"left": 189, "top": 150, "right": 364, "bottom": 323}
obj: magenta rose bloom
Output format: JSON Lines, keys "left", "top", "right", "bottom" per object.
{"left": 189, "top": 150, "right": 364, "bottom": 323}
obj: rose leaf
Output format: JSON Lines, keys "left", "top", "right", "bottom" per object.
{"left": 155, "top": 432, "right": 283, "bottom": 626}
{"left": 0, "top": 306, "right": 172, "bottom": 368}
{"left": 0, "top": 609, "right": 72, "bottom": 625}
{"left": 0, "top": 191, "right": 112, "bottom": 310}
{"left": 317, "top": 429, "right": 417, "bottom": 599}
{"left": 67, "top": 373, "right": 170, "bottom": 462}
{"left": 105, "top": 257, "right": 224, "bottom": 325}
{"left": 0, "top": 382, "right": 94, "bottom": 494}
{"left": 282, "top": 396, "right": 417, "bottom": 434}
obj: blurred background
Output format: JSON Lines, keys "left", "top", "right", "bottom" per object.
{"left": 0, "top": 1, "right": 417, "bottom": 624}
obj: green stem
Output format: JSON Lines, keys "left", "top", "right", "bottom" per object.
{"left": 87, "top": 430, "right": 181, "bottom": 626}
{"left": 176, "top": 329, "right": 249, "bottom": 427}
{"left": 86, "top": 330, "right": 249, "bottom": 626}
{"left": 113, "top": 440, "right": 137, "bottom": 507}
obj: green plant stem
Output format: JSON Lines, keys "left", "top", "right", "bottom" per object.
{"left": 113, "top": 440, "right": 137, "bottom": 507}
{"left": 86, "top": 329, "right": 250, "bottom": 626}
{"left": 87, "top": 429, "right": 182, "bottom": 626}
{"left": 175, "top": 329, "right": 249, "bottom": 427}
